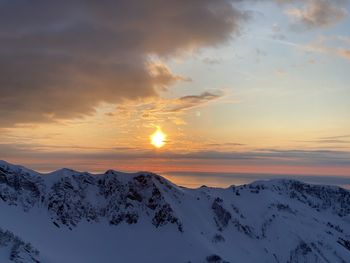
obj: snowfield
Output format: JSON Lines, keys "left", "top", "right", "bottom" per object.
{"left": 0, "top": 160, "right": 349, "bottom": 263}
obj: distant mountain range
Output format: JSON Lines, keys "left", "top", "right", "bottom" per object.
{"left": 0, "top": 160, "right": 349, "bottom": 263}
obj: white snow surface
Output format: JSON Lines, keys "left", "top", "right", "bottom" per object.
{"left": 0, "top": 160, "right": 350, "bottom": 263}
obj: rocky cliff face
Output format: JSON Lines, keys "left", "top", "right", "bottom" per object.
{"left": 0, "top": 160, "right": 349, "bottom": 263}
{"left": 0, "top": 227, "right": 41, "bottom": 263}
{"left": 0, "top": 162, "right": 183, "bottom": 231}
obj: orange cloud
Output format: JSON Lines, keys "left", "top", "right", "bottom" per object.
{"left": 285, "top": 0, "right": 348, "bottom": 28}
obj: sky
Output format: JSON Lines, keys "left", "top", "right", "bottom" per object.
{"left": 0, "top": 0, "right": 350, "bottom": 187}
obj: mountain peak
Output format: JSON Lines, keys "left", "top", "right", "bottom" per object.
{"left": 0, "top": 160, "right": 349, "bottom": 263}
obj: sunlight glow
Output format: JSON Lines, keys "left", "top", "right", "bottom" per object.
{"left": 151, "top": 127, "right": 166, "bottom": 148}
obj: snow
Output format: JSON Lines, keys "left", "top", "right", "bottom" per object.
{"left": 0, "top": 160, "right": 350, "bottom": 263}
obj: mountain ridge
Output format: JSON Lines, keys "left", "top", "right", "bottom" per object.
{"left": 0, "top": 160, "right": 350, "bottom": 263}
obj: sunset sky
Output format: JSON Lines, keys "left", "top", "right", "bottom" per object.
{"left": 1, "top": 0, "right": 350, "bottom": 187}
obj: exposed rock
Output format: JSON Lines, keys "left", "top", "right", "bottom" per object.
{"left": 0, "top": 227, "right": 41, "bottom": 263}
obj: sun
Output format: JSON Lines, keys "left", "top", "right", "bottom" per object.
{"left": 151, "top": 127, "right": 166, "bottom": 148}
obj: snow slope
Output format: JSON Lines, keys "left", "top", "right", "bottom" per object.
{"left": 0, "top": 160, "right": 349, "bottom": 263}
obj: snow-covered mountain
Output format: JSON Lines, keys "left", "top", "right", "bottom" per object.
{"left": 0, "top": 160, "right": 349, "bottom": 263}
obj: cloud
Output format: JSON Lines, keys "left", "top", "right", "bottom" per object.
{"left": 1, "top": 141, "right": 350, "bottom": 179}
{"left": 336, "top": 35, "right": 350, "bottom": 45}
{"left": 321, "top": 134, "right": 350, "bottom": 140}
{"left": 2, "top": 146, "right": 350, "bottom": 188}
{"left": 2, "top": 141, "right": 350, "bottom": 167}
{"left": 0, "top": 0, "right": 247, "bottom": 126}
{"left": 169, "top": 92, "right": 223, "bottom": 112}
{"left": 202, "top": 57, "right": 223, "bottom": 65}
{"left": 285, "top": 0, "right": 348, "bottom": 29}
{"left": 254, "top": 34, "right": 350, "bottom": 62}
{"left": 337, "top": 49, "right": 350, "bottom": 59}
{"left": 1, "top": 0, "right": 347, "bottom": 127}
{"left": 298, "top": 135, "right": 350, "bottom": 145}
{"left": 111, "top": 91, "right": 225, "bottom": 127}
{"left": 307, "top": 139, "right": 350, "bottom": 144}
{"left": 299, "top": 36, "right": 350, "bottom": 61}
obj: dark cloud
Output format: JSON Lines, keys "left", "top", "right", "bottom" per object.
{"left": 1, "top": 0, "right": 347, "bottom": 127}
{"left": 169, "top": 92, "right": 223, "bottom": 112}
{"left": 1, "top": 142, "right": 350, "bottom": 167}
{"left": 0, "top": 0, "right": 247, "bottom": 126}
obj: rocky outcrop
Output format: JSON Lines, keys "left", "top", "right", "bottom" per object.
{"left": 0, "top": 161, "right": 183, "bottom": 232}
{"left": 0, "top": 161, "right": 350, "bottom": 263}
{"left": 0, "top": 227, "right": 41, "bottom": 263}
